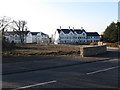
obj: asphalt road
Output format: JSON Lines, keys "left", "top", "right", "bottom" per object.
{"left": 2, "top": 59, "right": 119, "bottom": 89}
{"left": 2, "top": 48, "right": 119, "bottom": 89}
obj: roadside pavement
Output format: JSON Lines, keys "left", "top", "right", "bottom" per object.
{"left": 2, "top": 47, "right": 119, "bottom": 75}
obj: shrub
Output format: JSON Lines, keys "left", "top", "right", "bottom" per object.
{"left": 2, "top": 38, "right": 17, "bottom": 51}
{"left": 106, "top": 42, "right": 119, "bottom": 47}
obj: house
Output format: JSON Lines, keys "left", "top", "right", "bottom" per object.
{"left": 4, "top": 31, "right": 30, "bottom": 43}
{"left": 53, "top": 27, "right": 100, "bottom": 44}
{"left": 31, "top": 32, "right": 50, "bottom": 44}
{"left": 4, "top": 31, "right": 50, "bottom": 44}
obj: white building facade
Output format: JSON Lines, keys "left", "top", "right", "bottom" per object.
{"left": 4, "top": 31, "right": 29, "bottom": 43}
{"left": 31, "top": 32, "right": 50, "bottom": 44}
{"left": 53, "top": 27, "right": 100, "bottom": 44}
{"left": 4, "top": 31, "right": 50, "bottom": 44}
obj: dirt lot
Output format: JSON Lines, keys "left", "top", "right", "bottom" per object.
{"left": 2, "top": 44, "right": 81, "bottom": 56}
{"left": 2, "top": 44, "right": 83, "bottom": 63}
{"left": 2, "top": 45, "right": 119, "bottom": 63}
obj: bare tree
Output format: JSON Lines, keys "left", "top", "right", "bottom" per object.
{"left": 0, "top": 16, "right": 13, "bottom": 35}
{"left": 0, "top": 16, "right": 29, "bottom": 44}
{"left": 12, "top": 20, "right": 28, "bottom": 43}
{"left": 0, "top": 16, "right": 14, "bottom": 50}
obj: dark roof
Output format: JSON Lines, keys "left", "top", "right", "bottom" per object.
{"left": 86, "top": 32, "right": 99, "bottom": 36}
{"left": 56, "top": 28, "right": 99, "bottom": 36}
{"left": 74, "top": 29, "right": 83, "bottom": 34}
{"left": 31, "top": 32, "right": 39, "bottom": 35}
{"left": 62, "top": 29, "right": 71, "bottom": 34}
{"left": 41, "top": 32, "right": 49, "bottom": 37}
{"left": 81, "top": 29, "right": 86, "bottom": 32}
{"left": 57, "top": 29, "right": 70, "bottom": 34}
{"left": 31, "top": 32, "right": 49, "bottom": 37}
{"left": 71, "top": 29, "right": 75, "bottom": 33}
{"left": 57, "top": 29, "right": 61, "bottom": 33}
{"left": 57, "top": 29, "right": 84, "bottom": 34}
{"left": 5, "top": 31, "right": 30, "bottom": 35}
{"left": 5, "top": 31, "right": 49, "bottom": 37}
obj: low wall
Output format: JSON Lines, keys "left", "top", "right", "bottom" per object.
{"left": 80, "top": 45, "right": 107, "bottom": 57}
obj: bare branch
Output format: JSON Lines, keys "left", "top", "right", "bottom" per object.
{"left": 0, "top": 16, "right": 13, "bottom": 34}
{"left": 12, "top": 20, "right": 28, "bottom": 43}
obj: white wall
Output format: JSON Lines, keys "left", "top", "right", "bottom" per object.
{"left": 54, "top": 30, "right": 60, "bottom": 44}
{"left": 4, "top": 32, "right": 50, "bottom": 44}
{"left": 26, "top": 32, "right": 32, "bottom": 43}
{"left": 54, "top": 30, "right": 100, "bottom": 44}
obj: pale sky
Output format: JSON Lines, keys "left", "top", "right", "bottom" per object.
{"left": 0, "top": 0, "right": 118, "bottom": 36}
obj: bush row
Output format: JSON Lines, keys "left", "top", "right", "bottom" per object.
{"left": 106, "top": 42, "right": 119, "bottom": 47}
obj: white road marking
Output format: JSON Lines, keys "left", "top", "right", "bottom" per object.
{"left": 12, "top": 80, "right": 56, "bottom": 90}
{"left": 106, "top": 59, "right": 118, "bottom": 62}
{"left": 86, "top": 66, "right": 120, "bottom": 75}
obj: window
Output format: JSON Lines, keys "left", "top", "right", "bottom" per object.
{"left": 65, "top": 40, "right": 66, "bottom": 43}
{"left": 15, "top": 34, "right": 17, "bottom": 37}
{"left": 15, "top": 38, "right": 17, "bottom": 40}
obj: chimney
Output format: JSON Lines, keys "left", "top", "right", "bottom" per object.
{"left": 73, "top": 27, "right": 74, "bottom": 30}
{"left": 81, "top": 27, "right": 83, "bottom": 30}
{"left": 69, "top": 26, "right": 70, "bottom": 30}
{"left": 60, "top": 26, "right": 61, "bottom": 30}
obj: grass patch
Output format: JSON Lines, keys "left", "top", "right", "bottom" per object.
{"left": 2, "top": 44, "right": 80, "bottom": 57}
